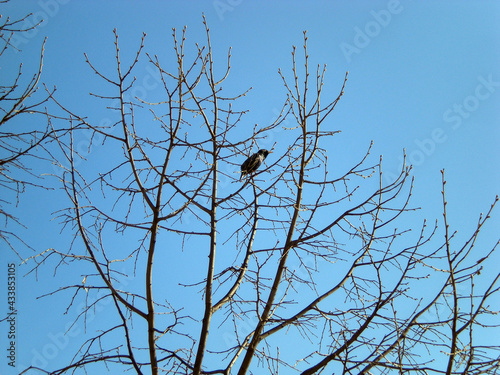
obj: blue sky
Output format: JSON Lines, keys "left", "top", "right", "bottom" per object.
{"left": 1, "top": 1, "right": 499, "bottom": 374}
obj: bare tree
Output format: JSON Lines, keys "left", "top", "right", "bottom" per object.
{"left": 24, "top": 20, "right": 499, "bottom": 375}
{"left": 0, "top": 2, "right": 55, "bottom": 257}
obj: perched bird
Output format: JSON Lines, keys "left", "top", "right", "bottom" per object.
{"left": 241, "top": 149, "right": 270, "bottom": 179}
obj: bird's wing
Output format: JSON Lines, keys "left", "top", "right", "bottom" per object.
{"left": 241, "top": 154, "right": 256, "bottom": 171}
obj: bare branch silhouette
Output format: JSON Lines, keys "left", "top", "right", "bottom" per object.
{"left": 22, "top": 21, "right": 500, "bottom": 375}
{"left": 0, "top": 4, "right": 59, "bottom": 257}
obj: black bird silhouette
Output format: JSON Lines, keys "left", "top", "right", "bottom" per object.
{"left": 241, "top": 149, "right": 269, "bottom": 179}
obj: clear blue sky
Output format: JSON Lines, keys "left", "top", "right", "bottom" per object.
{"left": 1, "top": 1, "right": 499, "bottom": 373}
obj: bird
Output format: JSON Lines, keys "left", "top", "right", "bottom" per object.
{"left": 240, "top": 149, "right": 270, "bottom": 179}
